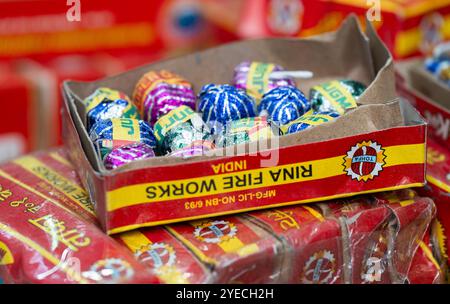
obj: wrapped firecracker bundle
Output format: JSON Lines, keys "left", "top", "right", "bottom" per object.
{"left": 62, "top": 16, "right": 428, "bottom": 235}
{"left": 116, "top": 190, "right": 439, "bottom": 284}
{"left": 416, "top": 138, "right": 450, "bottom": 282}
{"left": 0, "top": 148, "right": 159, "bottom": 284}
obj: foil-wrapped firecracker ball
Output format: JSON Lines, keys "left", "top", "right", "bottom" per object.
{"left": 233, "top": 61, "right": 295, "bottom": 104}
{"left": 425, "top": 58, "right": 450, "bottom": 86}
{"left": 310, "top": 80, "right": 366, "bottom": 114}
{"left": 259, "top": 85, "right": 311, "bottom": 126}
{"left": 82, "top": 87, "right": 137, "bottom": 130}
{"left": 169, "top": 141, "right": 215, "bottom": 158}
{"left": 89, "top": 118, "right": 157, "bottom": 159}
{"left": 153, "top": 105, "right": 213, "bottom": 155}
{"left": 133, "top": 70, "right": 196, "bottom": 125}
{"left": 217, "top": 116, "right": 278, "bottom": 147}
{"left": 104, "top": 143, "right": 156, "bottom": 170}
{"left": 198, "top": 84, "right": 256, "bottom": 130}
{"left": 282, "top": 111, "right": 340, "bottom": 135}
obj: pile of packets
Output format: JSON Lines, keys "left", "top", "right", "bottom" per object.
{"left": 0, "top": 17, "right": 448, "bottom": 284}
{"left": 0, "top": 148, "right": 446, "bottom": 284}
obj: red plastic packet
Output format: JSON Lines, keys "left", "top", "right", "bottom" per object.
{"left": 0, "top": 148, "right": 159, "bottom": 284}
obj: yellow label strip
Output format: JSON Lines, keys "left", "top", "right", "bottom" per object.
{"left": 107, "top": 143, "right": 425, "bottom": 211}
{"left": 119, "top": 230, "right": 152, "bottom": 253}
{"left": 0, "top": 170, "right": 80, "bottom": 218}
{"left": 49, "top": 152, "right": 73, "bottom": 168}
{"left": 108, "top": 182, "right": 424, "bottom": 235}
{"left": 312, "top": 81, "right": 357, "bottom": 114}
{"left": 426, "top": 175, "right": 450, "bottom": 193}
{"left": 13, "top": 156, "right": 95, "bottom": 215}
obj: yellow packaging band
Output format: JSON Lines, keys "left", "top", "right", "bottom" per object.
{"left": 280, "top": 113, "right": 337, "bottom": 133}
{"left": 312, "top": 81, "right": 357, "bottom": 114}
{"left": 84, "top": 88, "right": 124, "bottom": 113}
{"left": 153, "top": 106, "right": 196, "bottom": 142}
{"left": 111, "top": 118, "right": 141, "bottom": 143}
{"left": 106, "top": 143, "right": 425, "bottom": 211}
{"left": 13, "top": 156, "right": 95, "bottom": 215}
{"left": 246, "top": 62, "right": 276, "bottom": 103}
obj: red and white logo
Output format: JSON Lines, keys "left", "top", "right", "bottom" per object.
{"left": 343, "top": 141, "right": 386, "bottom": 182}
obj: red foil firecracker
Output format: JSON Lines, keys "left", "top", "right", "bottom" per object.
{"left": 0, "top": 148, "right": 159, "bottom": 284}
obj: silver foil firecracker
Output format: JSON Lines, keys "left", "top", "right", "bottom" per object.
{"left": 282, "top": 111, "right": 340, "bottom": 135}
{"left": 153, "top": 105, "right": 214, "bottom": 155}
{"left": 89, "top": 118, "right": 157, "bottom": 160}
{"left": 310, "top": 80, "right": 366, "bottom": 115}
{"left": 133, "top": 70, "right": 196, "bottom": 126}
{"left": 217, "top": 116, "right": 278, "bottom": 147}
{"left": 259, "top": 85, "right": 311, "bottom": 126}
{"left": 82, "top": 87, "right": 139, "bottom": 131}
{"left": 233, "top": 61, "right": 296, "bottom": 104}
{"left": 198, "top": 84, "right": 256, "bottom": 131}
{"left": 104, "top": 143, "right": 156, "bottom": 170}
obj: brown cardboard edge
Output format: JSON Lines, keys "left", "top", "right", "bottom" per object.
{"left": 396, "top": 59, "right": 450, "bottom": 116}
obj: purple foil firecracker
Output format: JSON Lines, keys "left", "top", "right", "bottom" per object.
{"left": 104, "top": 143, "right": 156, "bottom": 170}
{"left": 133, "top": 70, "right": 196, "bottom": 126}
{"left": 232, "top": 61, "right": 296, "bottom": 103}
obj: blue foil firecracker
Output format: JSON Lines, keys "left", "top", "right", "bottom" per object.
{"left": 86, "top": 98, "right": 140, "bottom": 131}
{"left": 283, "top": 111, "right": 340, "bottom": 135}
{"left": 198, "top": 84, "right": 256, "bottom": 130}
{"left": 89, "top": 118, "right": 157, "bottom": 160}
{"left": 82, "top": 87, "right": 136, "bottom": 130}
{"left": 259, "top": 85, "right": 311, "bottom": 126}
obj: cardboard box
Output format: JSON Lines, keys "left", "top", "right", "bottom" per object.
{"left": 397, "top": 58, "right": 450, "bottom": 149}
{"left": 218, "top": 0, "right": 450, "bottom": 59}
{"left": 62, "top": 17, "right": 427, "bottom": 235}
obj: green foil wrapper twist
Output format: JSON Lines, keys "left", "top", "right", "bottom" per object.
{"left": 310, "top": 80, "right": 366, "bottom": 115}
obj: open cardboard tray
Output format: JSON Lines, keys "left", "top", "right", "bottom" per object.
{"left": 396, "top": 58, "right": 450, "bottom": 149}
{"left": 62, "top": 16, "right": 427, "bottom": 235}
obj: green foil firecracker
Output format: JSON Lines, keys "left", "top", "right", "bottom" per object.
{"left": 153, "top": 105, "right": 214, "bottom": 155}
{"left": 310, "top": 80, "right": 366, "bottom": 115}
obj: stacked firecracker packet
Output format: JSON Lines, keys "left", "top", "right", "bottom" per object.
{"left": 0, "top": 17, "right": 448, "bottom": 284}
{"left": 0, "top": 148, "right": 445, "bottom": 284}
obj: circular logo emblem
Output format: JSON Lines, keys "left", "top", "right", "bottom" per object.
{"left": 194, "top": 220, "right": 237, "bottom": 244}
{"left": 343, "top": 141, "right": 386, "bottom": 182}
{"left": 135, "top": 242, "right": 176, "bottom": 271}
{"left": 301, "top": 250, "right": 336, "bottom": 284}
{"left": 268, "top": 0, "right": 304, "bottom": 35}
{"left": 87, "top": 258, "right": 134, "bottom": 283}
